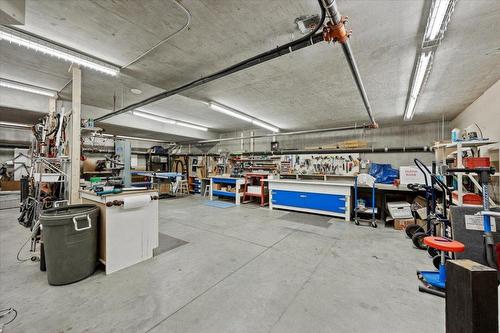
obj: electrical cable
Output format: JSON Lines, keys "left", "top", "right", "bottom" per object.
{"left": 0, "top": 308, "right": 17, "bottom": 326}
{"left": 16, "top": 237, "right": 33, "bottom": 262}
{"left": 96, "top": 0, "right": 326, "bottom": 122}
{"left": 121, "top": 0, "right": 192, "bottom": 69}
{"left": 474, "top": 122, "right": 484, "bottom": 139}
{"left": 46, "top": 114, "right": 61, "bottom": 137}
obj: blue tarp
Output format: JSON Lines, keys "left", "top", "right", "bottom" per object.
{"left": 369, "top": 163, "right": 399, "bottom": 184}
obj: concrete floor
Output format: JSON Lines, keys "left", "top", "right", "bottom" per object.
{"left": 0, "top": 197, "right": 444, "bottom": 332}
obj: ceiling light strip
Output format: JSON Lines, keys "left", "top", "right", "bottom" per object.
{"left": 132, "top": 110, "right": 176, "bottom": 124}
{"left": 208, "top": 102, "right": 279, "bottom": 132}
{"left": 132, "top": 110, "right": 208, "bottom": 132}
{"left": 424, "top": 0, "right": 454, "bottom": 43}
{"left": 209, "top": 102, "right": 252, "bottom": 122}
{"left": 0, "top": 78, "right": 57, "bottom": 97}
{"left": 0, "top": 26, "right": 119, "bottom": 76}
{"left": 403, "top": 0, "right": 456, "bottom": 120}
{"left": 101, "top": 133, "right": 170, "bottom": 143}
{"left": 0, "top": 121, "right": 32, "bottom": 128}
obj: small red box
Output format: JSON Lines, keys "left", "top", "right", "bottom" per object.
{"left": 464, "top": 157, "right": 490, "bottom": 169}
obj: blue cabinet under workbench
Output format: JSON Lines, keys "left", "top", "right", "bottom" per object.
{"left": 267, "top": 179, "right": 352, "bottom": 220}
{"left": 271, "top": 190, "right": 346, "bottom": 213}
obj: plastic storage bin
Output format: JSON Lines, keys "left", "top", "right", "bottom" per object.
{"left": 40, "top": 204, "right": 99, "bottom": 285}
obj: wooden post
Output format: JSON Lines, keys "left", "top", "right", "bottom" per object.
{"left": 446, "top": 259, "right": 498, "bottom": 333}
{"left": 70, "top": 66, "right": 81, "bottom": 204}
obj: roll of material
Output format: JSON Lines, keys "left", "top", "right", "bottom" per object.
{"left": 123, "top": 195, "right": 151, "bottom": 209}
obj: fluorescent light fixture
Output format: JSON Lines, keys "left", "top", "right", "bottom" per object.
{"left": 209, "top": 102, "right": 252, "bottom": 122}
{"left": 0, "top": 79, "right": 57, "bottom": 97}
{"left": 132, "top": 110, "right": 208, "bottom": 131}
{"left": 100, "top": 133, "right": 170, "bottom": 143}
{"left": 424, "top": 0, "right": 452, "bottom": 42}
{"left": 404, "top": 52, "right": 432, "bottom": 121}
{"left": 116, "top": 135, "right": 168, "bottom": 143}
{"left": 0, "top": 121, "right": 32, "bottom": 128}
{"left": 176, "top": 121, "right": 208, "bottom": 131}
{"left": 0, "top": 26, "right": 119, "bottom": 76}
{"left": 209, "top": 101, "right": 280, "bottom": 132}
{"left": 132, "top": 110, "right": 176, "bottom": 124}
{"left": 404, "top": 0, "right": 455, "bottom": 120}
{"left": 252, "top": 119, "right": 280, "bottom": 133}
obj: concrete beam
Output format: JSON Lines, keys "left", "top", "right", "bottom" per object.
{"left": 0, "top": 0, "right": 25, "bottom": 24}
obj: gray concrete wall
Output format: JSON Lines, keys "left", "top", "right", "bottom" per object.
{"left": 179, "top": 121, "right": 449, "bottom": 168}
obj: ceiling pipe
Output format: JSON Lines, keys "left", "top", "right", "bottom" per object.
{"left": 169, "top": 146, "right": 432, "bottom": 157}
{"left": 193, "top": 124, "right": 370, "bottom": 144}
{"left": 95, "top": 1, "right": 326, "bottom": 122}
{"left": 320, "top": 0, "right": 376, "bottom": 126}
{"left": 95, "top": 32, "right": 324, "bottom": 122}
{"left": 235, "top": 146, "right": 432, "bottom": 156}
{"left": 96, "top": 0, "right": 377, "bottom": 137}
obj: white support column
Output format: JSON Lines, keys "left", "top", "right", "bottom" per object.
{"left": 250, "top": 131, "right": 254, "bottom": 153}
{"left": 70, "top": 66, "right": 82, "bottom": 204}
{"left": 240, "top": 132, "right": 244, "bottom": 151}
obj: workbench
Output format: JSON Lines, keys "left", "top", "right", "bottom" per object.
{"left": 266, "top": 179, "right": 353, "bottom": 221}
{"left": 131, "top": 171, "right": 182, "bottom": 197}
{"left": 80, "top": 189, "right": 159, "bottom": 274}
{"left": 210, "top": 176, "right": 245, "bottom": 205}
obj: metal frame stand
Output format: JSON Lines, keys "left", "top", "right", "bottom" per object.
{"left": 354, "top": 177, "right": 377, "bottom": 228}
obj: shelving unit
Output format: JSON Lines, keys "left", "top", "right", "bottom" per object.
{"left": 146, "top": 152, "right": 169, "bottom": 172}
{"left": 188, "top": 176, "right": 201, "bottom": 194}
{"left": 209, "top": 177, "right": 245, "bottom": 205}
{"left": 434, "top": 140, "right": 499, "bottom": 206}
{"left": 230, "top": 156, "right": 279, "bottom": 173}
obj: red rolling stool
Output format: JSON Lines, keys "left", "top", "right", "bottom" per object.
{"left": 417, "top": 236, "right": 465, "bottom": 297}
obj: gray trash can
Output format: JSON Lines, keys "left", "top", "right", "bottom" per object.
{"left": 41, "top": 204, "right": 99, "bottom": 285}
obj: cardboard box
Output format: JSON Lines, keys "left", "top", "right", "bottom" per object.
{"left": 394, "top": 218, "right": 416, "bottom": 231}
{"left": 399, "top": 166, "right": 431, "bottom": 185}
{"left": 156, "top": 183, "right": 171, "bottom": 194}
{"left": 0, "top": 180, "right": 20, "bottom": 191}
{"left": 247, "top": 185, "right": 262, "bottom": 194}
{"left": 213, "top": 183, "right": 222, "bottom": 190}
{"left": 415, "top": 219, "right": 426, "bottom": 227}
{"left": 387, "top": 201, "right": 413, "bottom": 219}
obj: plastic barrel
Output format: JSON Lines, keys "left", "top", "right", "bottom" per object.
{"left": 40, "top": 204, "right": 99, "bottom": 285}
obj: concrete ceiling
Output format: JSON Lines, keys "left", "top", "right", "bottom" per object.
{"left": 0, "top": 0, "right": 499, "bottom": 140}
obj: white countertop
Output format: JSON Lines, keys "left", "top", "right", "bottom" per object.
{"left": 265, "top": 179, "right": 353, "bottom": 187}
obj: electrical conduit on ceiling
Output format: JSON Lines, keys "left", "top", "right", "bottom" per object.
{"left": 94, "top": 0, "right": 327, "bottom": 122}
{"left": 94, "top": 0, "right": 377, "bottom": 140}
{"left": 121, "top": 0, "right": 192, "bottom": 69}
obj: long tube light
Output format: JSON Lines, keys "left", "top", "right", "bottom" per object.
{"left": 209, "top": 102, "right": 252, "bottom": 122}
{"left": 208, "top": 101, "right": 279, "bottom": 132}
{"left": 0, "top": 26, "right": 119, "bottom": 76}
{"left": 424, "top": 0, "right": 453, "bottom": 42}
{"left": 404, "top": 52, "right": 432, "bottom": 121}
{"left": 175, "top": 122, "right": 208, "bottom": 131}
{"left": 101, "top": 133, "right": 171, "bottom": 143}
{"left": 132, "top": 110, "right": 208, "bottom": 132}
{"left": 132, "top": 110, "right": 176, "bottom": 124}
{"left": 404, "top": 0, "right": 456, "bottom": 121}
{"left": 251, "top": 120, "right": 279, "bottom": 133}
{"left": 0, "top": 121, "right": 33, "bottom": 128}
{"left": 0, "top": 78, "right": 57, "bottom": 97}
